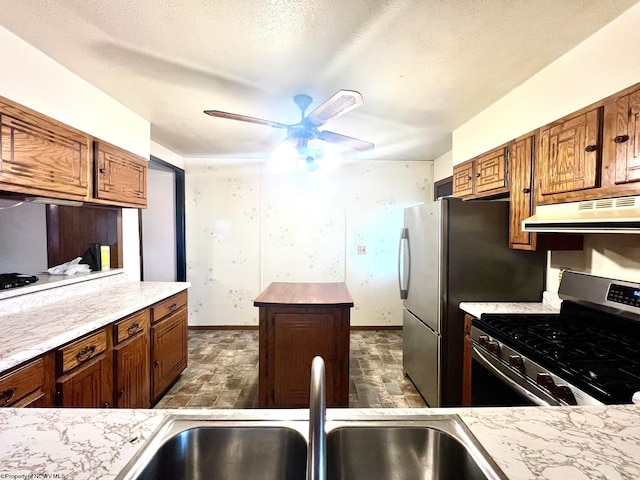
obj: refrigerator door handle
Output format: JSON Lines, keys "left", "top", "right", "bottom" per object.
{"left": 398, "top": 227, "right": 410, "bottom": 299}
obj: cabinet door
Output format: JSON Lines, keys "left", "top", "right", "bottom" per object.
{"left": 57, "top": 355, "right": 112, "bottom": 408}
{"left": 151, "top": 308, "right": 188, "bottom": 402}
{"left": 0, "top": 98, "right": 89, "bottom": 199}
{"left": 475, "top": 147, "right": 507, "bottom": 194}
{"left": 452, "top": 161, "right": 474, "bottom": 197}
{"left": 94, "top": 141, "right": 147, "bottom": 207}
{"left": 273, "top": 312, "right": 338, "bottom": 408}
{"left": 614, "top": 88, "right": 640, "bottom": 184}
{"left": 114, "top": 333, "right": 150, "bottom": 408}
{"left": 538, "top": 107, "right": 601, "bottom": 196}
{"left": 509, "top": 136, "right": 534, "bottom": 248}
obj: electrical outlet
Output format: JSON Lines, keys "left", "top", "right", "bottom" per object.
{"left": 357, "top": 245, "right": 366, "bottom": 255}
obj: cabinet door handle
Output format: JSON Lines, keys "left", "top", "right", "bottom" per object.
{"left": 99, "top": 168, "right": 106, "bottom": 173}
{"left": 476, "top": 173, "right": 481, "bottom": 177}
{"left": 584, "top": 144, "right": 598, "bottom": 152}
{"left": 467, "top": 176, "right": 472, "bottom": 180}
{"left": 0, "top": 388, "right": 16, "bottom": 406}
{"left": 522, "top": 188, "right": 531, "bottom": 194}
{"left": 102, "top": 402, "right": 110, "bottom": 408}
{"left": 614, "top": 135, "right": 630, "bottom": 144}
{"left": 76, "top": 345, "right": 96, "bottom": 363}
{"left": 155, "top": 360, "right": 160, "bottom": 367}
{"left": 119, "top": 389, "right": 125, "bottom": 397}
{"left": 127, "top": 323, "right": 140, "bottom": 336}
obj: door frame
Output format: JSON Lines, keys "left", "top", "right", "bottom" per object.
{"left": 139, "top": 155, "right": 186, "bottom": 281}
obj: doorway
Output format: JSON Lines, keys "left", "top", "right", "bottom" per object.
{"left": 140, "top": 156, "right": 186, "bottom": 281}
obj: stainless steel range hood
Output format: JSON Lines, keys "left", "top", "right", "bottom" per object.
{"left": 522, "top": 196, "right": 640, "bottom": 234}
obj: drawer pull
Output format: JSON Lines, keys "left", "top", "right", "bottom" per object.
{"left": 127, "top": 323, "right": 140, "bottom": 336}
{"left": 76, "top": 345, "right": 97, "bottom": 363}
{"left": 0, "top": 388, "right": 16, "bottom": 406}
{"left": 168, "top": 303, "right": 178, "bottom": 311}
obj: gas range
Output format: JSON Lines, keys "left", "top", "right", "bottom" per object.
{"left": 471, "top": 272, "right": 640, "bottom": 406}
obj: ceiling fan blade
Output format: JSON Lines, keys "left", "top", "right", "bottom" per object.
{"left": 305, "top": 90, "right": 364, "bottom": 127}
{"left": 317, "top": 130, "right": 374, "bottom": 151}
{"left": 204, "top": 110, "right": 287, "bottom": 129}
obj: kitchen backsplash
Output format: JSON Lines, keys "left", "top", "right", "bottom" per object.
{"left": 185, "top": 160, "right": 433, "bottom": 327}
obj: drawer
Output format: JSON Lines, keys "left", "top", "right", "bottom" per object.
{"left": 151, "top": 291, "right": 187, "bottom": 324}
{"left": 114, "top": 309, "right": 149, "bottom": 344}
{"left": 0, "top": 358, "right": 45, "bottom": 407}
{"left": 58, "top": 330, "right": 107, "bottom": 374}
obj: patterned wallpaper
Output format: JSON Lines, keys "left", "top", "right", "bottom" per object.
{"left": 185, "top": 159, "right": 432, "bottom": 326}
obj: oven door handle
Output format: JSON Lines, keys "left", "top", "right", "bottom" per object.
{"left": 472, "top": 344, "right": 552, "bottom": 407}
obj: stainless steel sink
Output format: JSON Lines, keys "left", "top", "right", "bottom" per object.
{"left": 115, "top": 418, "right": 309, "bottom": 480}
{"left": 325, "top": 416, "right": 506, "bottom": 480}
{"left": 116, "top": 414, "right": 506, "bottom": 480}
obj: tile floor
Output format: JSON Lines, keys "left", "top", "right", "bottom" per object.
{"left": 154, "top": 329, "right": 427, "bottom": 409}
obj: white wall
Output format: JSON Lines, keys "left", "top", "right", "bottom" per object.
{"left": 151, "top": 141, "right": 185, "bottom": 170}
{"left": 0, "top": 200, "right": 47, "bottom": 273}
{"left": 0, "top": 27, "right": 151, "bottom": 281}
{"left": 452, "top": 3, "right": 640, "bottom": 165}
{"left": 433, "top": 151, "right": 452, "bottom": 182}
{"left": 142, "top": 165, "right": 177, "bottom": 281}
{"left": 450, "top": 4, "right": 640, "bottom": 290}
{"left": 185, "top": 160, "right": 432, "bottom": 326}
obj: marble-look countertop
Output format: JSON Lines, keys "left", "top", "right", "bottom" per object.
{"left": 0, "top": 281, "right": 190, "bottom": 372}
{"left": 0, "top": 404, "right": 639, "bottom": 479}
{"left": 460, "top": 300, "right": 561, "bottom": 319}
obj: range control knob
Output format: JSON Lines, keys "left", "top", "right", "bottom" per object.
{"left": 487, "top": 341, "right": 500, "bottom": 354}
{"left": 555, "top": 385, "right": 577, "bottom": 405}
{"left": 509, "top": 355, "right": 525, "bottom": 371}
{"left": 478, "top": 335, "right": 489, "bottom": 347}
{"left": 536, "top": 372, "right": 555, "bottom": 391}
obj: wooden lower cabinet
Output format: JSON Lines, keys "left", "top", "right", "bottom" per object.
{"left": 113, "top": 309, "right": 150, "bottom": 408}
{"left": 151, "top": 306, "right": 188, "bottom": 404}
{"left": 0, "top": 356, "right": 52, "bottom": 408}
{"left": 57, "top": 354, "right": 112, "bottom": 408}
{"left": 270, "top": 310, "right": 349, "bottom": 407}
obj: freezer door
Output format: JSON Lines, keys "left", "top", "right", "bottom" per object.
{"left": 403, "top": 202, "right": 442, "bottom": 333}
{"left": 402, "top": 308, "right": 441, "bottom": 407}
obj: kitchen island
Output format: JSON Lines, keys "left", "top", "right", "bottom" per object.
{"left": 1, "top": 404, "right": 639, "bottom": 479}
{"left": 254, "top": 282, "right": 353, "bottom": 408}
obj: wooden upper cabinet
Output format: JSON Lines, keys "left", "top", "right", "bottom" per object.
{"left": 453, "top": 144, "right": 509, "bottom": 199}
{"left": 453, "top": 161, "right": 474, "bottom": 197}
{"left": 509, "top": 135, "right": 534, "bottom": 249}
{"left": 613, "top": 87, "right": 640, "bottom": 185}
{"left": 0, "top": 97, "right": 89, "bottom": 200}
{"left": 94, "top": 140, "right": 147, "bottom": 207}
{"left": 537, "top": 107, "right": 601, "bottom": 197}
{"left": 475, "top": 147, "right": 508, "bottom": 194}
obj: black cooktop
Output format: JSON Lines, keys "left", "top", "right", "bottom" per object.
{"left": 474, "top": 302, "right": 640, "bottom": 404}
{"left": 0, "top": 273, "right": 39, "bottom": 290}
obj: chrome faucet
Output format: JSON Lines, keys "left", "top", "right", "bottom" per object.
{"left": 307, "top": 356, "right": 326, "bottom": 480}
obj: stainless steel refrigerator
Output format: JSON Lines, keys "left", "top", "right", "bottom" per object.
{"left": 399, "top": 197, "right": 547, "bottom": 407}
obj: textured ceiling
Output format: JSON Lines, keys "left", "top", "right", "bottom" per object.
{"left": 1, "top": 0, "right": 638, "bottom": 161}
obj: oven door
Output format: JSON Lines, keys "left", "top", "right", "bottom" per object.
{"left": 471, "top": 343, "right": 559, "bottom": 407}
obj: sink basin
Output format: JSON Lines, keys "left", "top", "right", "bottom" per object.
{"left": 116, "top": 414, "right": 505, "bottom": 480}
{"left": 325, "top": 417, "right": 504, "bottom": 480}
{"left": 116, "top": 418, "right": 308, "bottom": 480}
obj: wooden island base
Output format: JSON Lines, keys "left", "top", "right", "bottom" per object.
{"left": 254, "top": 282, "right": 354, "bottom": 408}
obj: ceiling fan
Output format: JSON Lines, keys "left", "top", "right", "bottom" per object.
{"left": 204, "top": 90, "right": 374, "bottom": 159}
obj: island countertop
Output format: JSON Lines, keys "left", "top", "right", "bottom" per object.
{"left": 1, "top": 404, "right": 640, "bottom": 479}
{"left": 253, "top": 281, "right": 354, "bottom": 307}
